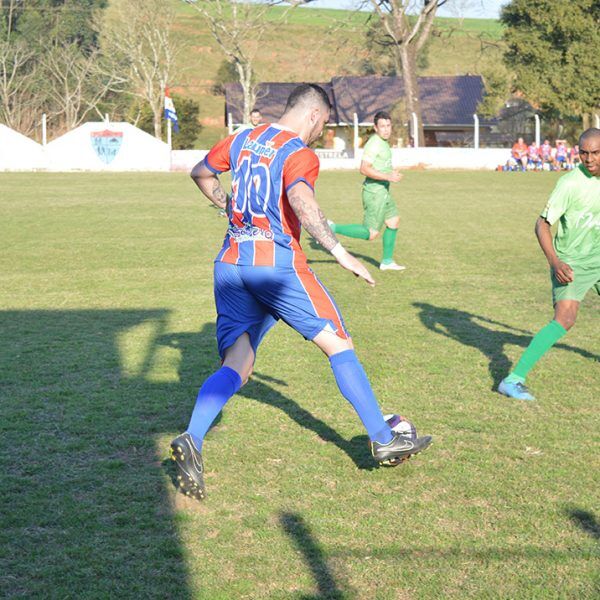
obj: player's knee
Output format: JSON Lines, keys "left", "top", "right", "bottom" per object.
{"left": 368, "top": 229, "right": 380, "bottom": 240}
{"left": 558, "top": 314, "right": 577, "bottom": 331}
{"left": 555, "top": 309, "right": 577, "bottom": 331}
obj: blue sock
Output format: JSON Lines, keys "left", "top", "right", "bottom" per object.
{"left": 329, "top": 350, "right": 393, "bottom": 444}
{"left": 187, "top": 366, "right": 242, "bottom": 450}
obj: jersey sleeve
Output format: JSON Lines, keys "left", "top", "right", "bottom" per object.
{"left": 204, "top": 135, "right": 235, "bottom": 174}
{"left": 282, "top": 147, "right": 320, "bottom": 193}
{"left": 361, "top": 136, "right": 379, "bottom": 164}
{"left": 541, "top": 175, "right": 572, "bottom": 225}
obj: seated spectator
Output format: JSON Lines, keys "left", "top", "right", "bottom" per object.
{"left": 527, "top": 141, "right": 542, "bottom": 170}
{"left": 540, "top": 139, "right": 553, "bottom": 169}
{"left": 553, "top": 139, "right": 568, "bottom": 170}
{"left": 569, "top": 144, "right": 580, "bottom": 169}
{"left": 511, "top": 137, "right": 528, "bottom": 171}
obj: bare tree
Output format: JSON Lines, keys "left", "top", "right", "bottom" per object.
{"left": 183, "top": 0, "right": 314, "bottom": 125}
{"left": 40, "top": 42, "right": 127, "bottom": 132}
{"left": 0, "top": 39, "right": 41, "bottom": 135}
{"left": 444, "top": 0, "right": 484, "bottom": 26}
{"left": 367, "top": 0, "right": 448, "bottom": 145}
{"left": 100, "top": 0, "right": 181, "bottom": 139}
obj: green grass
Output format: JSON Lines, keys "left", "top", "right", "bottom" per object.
{"left": 1, "top": 171, "right": 598, "bottom": 599}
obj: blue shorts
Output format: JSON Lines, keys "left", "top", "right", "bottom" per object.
{"left": 213, "top": 261, "right": 350, "bottom": 358}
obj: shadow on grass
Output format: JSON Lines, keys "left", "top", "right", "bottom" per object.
{"left": 566, "top": 507, "right": 600, "bottom": 542}
{"left": 159, "top": 326, "right": 376, "bottom": 471}
{"left": 0, "top": 309, "right": 194, "bottom": 598}
{"left": 305, "top": 237, "right": 381, "bottom": 269}
{"left": 279, "top": 512, "right": 347, "bottom": 600}
{"left": 413, "top": 302, "right": 600, "bottom": 388}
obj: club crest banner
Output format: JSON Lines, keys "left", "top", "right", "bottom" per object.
{"left": 90, "top": 130, "right": 124, "bottom": 164}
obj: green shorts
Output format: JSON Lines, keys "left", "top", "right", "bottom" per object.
{"left": 551, "top": 265, "right": 600, "bottom": 303}
{"left": 362, "top": 185, "right": 399, "bottom": 231}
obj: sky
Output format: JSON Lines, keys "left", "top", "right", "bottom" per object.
{"left": 299, "top": 1, "right": 508, "bottom": 19}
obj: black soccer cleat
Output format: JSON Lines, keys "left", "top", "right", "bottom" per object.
{"left": 370, "top": 433, "right": 433, "bottom": 466}
{"left": 170, "top": 432, "right": 206, "bottom": 501}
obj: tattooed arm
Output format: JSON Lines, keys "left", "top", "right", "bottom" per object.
{"left": 190, "top": 159, "right": 230, "bottom": 212}
{"left": 287, "top": 182, "right": 338, "bottom": 251}
{"left": 288, "top": 182, "right": 375, "bottom": 286}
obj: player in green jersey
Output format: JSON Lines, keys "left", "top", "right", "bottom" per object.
{"left": 498, "top": 128, "right": 600, "bottom": 401}
{"left": 328, "top": 111, "right": 405, "bottom": 271}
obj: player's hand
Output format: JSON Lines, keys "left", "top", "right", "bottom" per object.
{"left": 552, "top": 260, "right": 574, "bottom": 284}
{"left": 388, "top": 170, "right": 403, "bottom": 183}
{"left": 334, "top": 249, "right": 375, "bottom": 287}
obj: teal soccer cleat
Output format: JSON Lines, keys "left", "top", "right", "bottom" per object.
{"left": 498, "top": 378, "right": 536, "bottom": 401}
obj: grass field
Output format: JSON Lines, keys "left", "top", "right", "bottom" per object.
{"left": 1, "top": 171, "right": 598, "bottom": 599}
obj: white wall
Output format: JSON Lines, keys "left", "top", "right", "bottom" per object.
{"left": 0, "top": 125, "right": 45, "bottom": 171}
{"left": 171, "top": 149, "right": 208, "bottom": 172}
{"left": 45, "top": 122, "right": 171, "bottom": 172}
{"left": 0, "top": 123, "right": 511, "bottom": 172}
{"left": 171, "top": 147, "right": 509, "bottom": 172}
{"left": 316, "top": 148, "right": 508, "bottom": 171}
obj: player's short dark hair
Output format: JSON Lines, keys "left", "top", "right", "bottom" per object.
{"left": 250, "top": 108, "right": 261, "bottom": 115}
{"left": 284, "top": 84, "right": 332, "bottom": 113}
{"left": 373, "top": 111, "right": 391, "bottom": 126}
{"left": 579, "top": 127, "right": 600, "bottom": 146}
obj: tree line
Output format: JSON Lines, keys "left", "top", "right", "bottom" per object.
{"left": 0, "top": 0, "right": 199, "bottom": 148}
{"left": 1, "top": 0, "right": 597, "bottom": 148}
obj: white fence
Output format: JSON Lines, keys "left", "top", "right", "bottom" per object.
{"left": 1, "top": 124, "right": 511, "bottom": 173}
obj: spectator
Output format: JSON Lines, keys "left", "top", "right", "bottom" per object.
{"left": 554, "top": 139, "right": 568, "bottom": 170}
{"left": 540, "top": 139, "right": 553, "bottom": 170}
{"left": 527, "top": 141, "right": 542, "bottom": 170}
{"left": 569, "top": 144, "right": 580, "bottom": 169}
{"left": 512, "top": 137, "right": 528, "bottom": 171}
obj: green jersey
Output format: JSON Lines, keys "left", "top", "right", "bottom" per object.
{"left": 362, "top": 134, "right": 392, "bottom": 190}
{"left": 540, "top": 165, "right": 600, "bottom": 269}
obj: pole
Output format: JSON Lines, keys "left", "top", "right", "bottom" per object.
{"left": 595, "top": 113, "right": 600, "bottom": 128}
{"left": 227, "top": 112, "right": 233, "bottom": 135}
{"left": 105, "top": 113, "right": 109, "bottom": 124}
{"left": 534, "top": 114, "right": 540, "bottom": 147}
{"left": 473, "top": 114, "right": 479, "bottom": 150}
{"left": 42, "top": 113, "right": 47, "bottom": 146}
{"left": 167, "top": 119, "right": 172, "bottom": 149}
{"left": 353, "top": 112, "right": 359, "bottom": 158}
{"left": 411, "top": 112, "right": 419, "bottom": 148}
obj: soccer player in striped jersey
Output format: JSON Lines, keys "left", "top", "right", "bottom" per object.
{"left": 170, "top": 84, "right": 432, "bottom": 500}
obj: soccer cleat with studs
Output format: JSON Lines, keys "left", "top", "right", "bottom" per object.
{"left": 170, "top": 432, "right": 206, "bottom": 501}
{"left": 370, "top": 433, "right": 432, "bottom": 466}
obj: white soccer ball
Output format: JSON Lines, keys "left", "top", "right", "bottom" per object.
{"left": 384, "top": 413, "right": 417, "bottom": 441}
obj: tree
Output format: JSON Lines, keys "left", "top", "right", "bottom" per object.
{"left": 501, "top": 0, "right": 600, "bottom": 125}
{"left": 100, "top": 0, "right": 181, "bottom": 139}
{"left": 444, "top": 0, "right": 484, "bottom": 26}
{"left": 40, "top": 41, "right": 126, "bottom": 130}
{"left": 0, "top": 38, "right": 41, "bottom": 135}
{"left": 182, "top": 0, "right": 314, "bottom": 125}
{"left": 0, "top": 0, "right": 111, "bottom": 137}
{"left": 366, "top": 0, "right": 448, "bottom": 146}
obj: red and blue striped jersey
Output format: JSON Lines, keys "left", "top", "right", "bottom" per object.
{"left": 203, "top": 124, "right": 319, "bottom": 268}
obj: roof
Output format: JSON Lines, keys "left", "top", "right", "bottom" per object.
{"left": 224, "top": 81, "right": 339, "bottom": 125}
{"left": 224, "top": 75, "right": 487, "bottom": 127}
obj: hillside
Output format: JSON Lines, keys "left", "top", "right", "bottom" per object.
{"left": 170, "top": 3, "right": 504, "bottom": 147}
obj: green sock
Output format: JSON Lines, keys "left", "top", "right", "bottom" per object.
{"left": 506, "top": 320, "right": 567, "bottom": 382}
{"left": 381, "top": 227, "right": 398, "bottom": 264}
{"left": 332, "top": 223, "right": 370, "bottom": 240}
